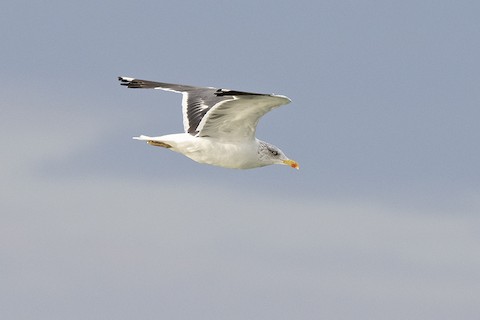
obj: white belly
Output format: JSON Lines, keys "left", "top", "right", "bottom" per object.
{"left": 149, "top": 133, "right": 262, "bottom": 169}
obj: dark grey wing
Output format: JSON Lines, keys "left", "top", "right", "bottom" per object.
{"left": 119, "top": 76, "right": 229, "bottom": 134}
{"left": 119, "top": 76, "right": 198, "bottom": 92}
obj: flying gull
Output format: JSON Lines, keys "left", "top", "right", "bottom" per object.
{"left": 119, "top": 77, "right": 299, "bottom": 170}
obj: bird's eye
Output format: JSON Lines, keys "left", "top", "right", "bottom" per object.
{"left": 270, "top": 150, "right": 279, "bottom": 156}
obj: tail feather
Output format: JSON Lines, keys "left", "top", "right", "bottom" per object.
{"left": 133, "top": 135, "right": 172, "bottom": 148}
{"left": 132, "top": 135, "right": 152, "bottom": 141}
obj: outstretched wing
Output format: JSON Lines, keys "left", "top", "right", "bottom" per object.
{"left": 120, "top": 76, "right": 219, "bottom": 134}
{"left": 196, "top": 92, "right": 291, "bottom": 141}
{"left": 119, "top": 77, "right": 291, "bottom": 141}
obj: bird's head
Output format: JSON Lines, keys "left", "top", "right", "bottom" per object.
{"left": 258, "top": 141, "right": 299, "bottom": 170}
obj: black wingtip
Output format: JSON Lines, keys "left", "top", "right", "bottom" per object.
{"left": 118, "top": 76, "right": 131, "bottom": 86}
{"left": 119, "top": 76, "right": 143, "bottom": 88}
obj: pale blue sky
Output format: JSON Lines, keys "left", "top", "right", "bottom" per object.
{"left": 2, "top": 1, "right": 480, "bottom": 319}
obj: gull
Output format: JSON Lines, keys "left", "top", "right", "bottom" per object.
{"left": 119, "top": 77, "right": 299, "bottom": 170}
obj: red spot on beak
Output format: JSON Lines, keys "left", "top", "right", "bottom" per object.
{"left": 283, "top": 159, "right": 300, "bottom": 169}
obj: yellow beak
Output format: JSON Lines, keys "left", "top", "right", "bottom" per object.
{"left": 283, "top": 159, "right": 300, "bottom": 170}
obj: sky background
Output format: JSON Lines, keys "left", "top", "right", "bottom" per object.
{"left": 1, "top": 0, "right": 480, "bottom": 319}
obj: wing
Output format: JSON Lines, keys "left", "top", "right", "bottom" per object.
{"left": 196, "top": 92, "right": 291, "bottom": 141}
{"left": 120, "top": 76, "right": 226, "bottom": 134}
{"left": 119, "top": 77, "right": 291, "bottom": 140}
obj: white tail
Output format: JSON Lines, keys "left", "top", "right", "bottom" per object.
{"left": 133, "top": 135, "right": 172, "bottom": 148}
{"left": 132, "top": 135, "right": 152, "bottom": 141}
